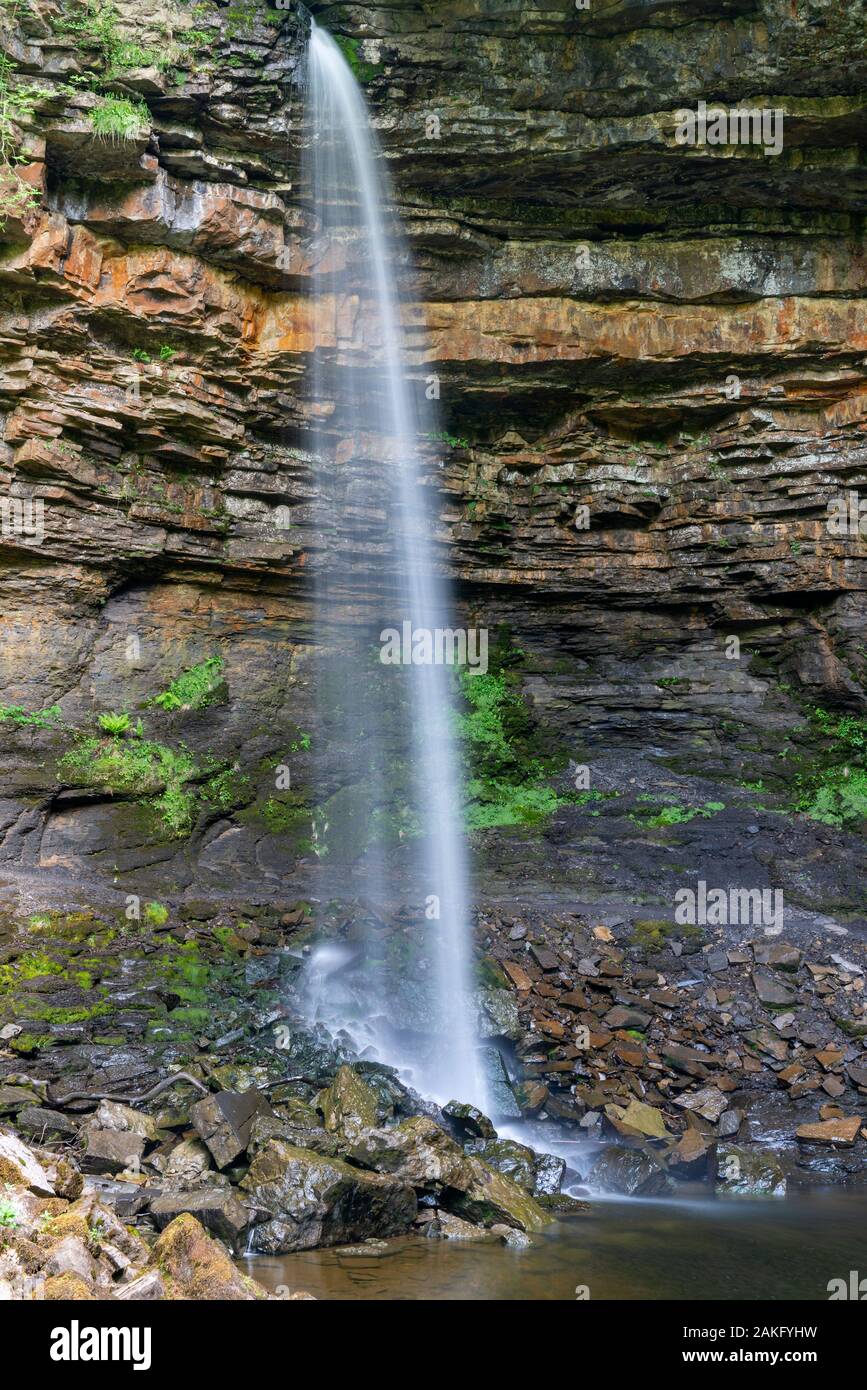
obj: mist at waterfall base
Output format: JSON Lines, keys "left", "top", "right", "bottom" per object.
{"left": 297, "top": 22, "right": 486, "bottom": 1112}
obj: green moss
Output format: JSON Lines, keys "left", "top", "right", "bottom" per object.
{"left": 791, "top": 708, "right": 867, "bottom": 827}
{"left": 24, "top": 1001, "right": 113, "bottom": 1025}
{"left": 475, "top": 957, "right": 509, "bottom": 989}
{"left": 630, "top": 918, "right": 703, "bottom": 949}
{"left": 144, "top": 901, "right": 168, "bottom": 926}
{"left": 9, "top": 1032, "right": 52, "bottom": 1054}
{"left": 333, "top": 34, "right": 380, "bottom": 83}
{"left": 630, "top": 799, "right": 724, "bottom": 828}
{"left": 456, "top": 639, "right": 577, "bottom": 830}
{"left": 59, "top": 733, "right": 198, "bottom": 837}
{"left": 258, "top": 797, "right": 298, "bottom": 833}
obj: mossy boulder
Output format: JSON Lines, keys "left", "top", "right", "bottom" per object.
{"left": 588, "top": 1145, "right": 672, "bottom": 1197}
{"left": 343, "top": 1115, "right": 475, "bottom": 1189}
{"left": 446, "top": 1156, "right": 553, "bottom": 1233}
{"left": 464, "top": 1136, "right": 565, "bottom": 1197}
{"left": 43, "top": 1272, "right": 97, "bottom": 1300}
{"left": 315, "top": 1064, "right": 383, "bottom": 1140}
{"left": 716, "top": 1144, "right": 787, "bottom": 1197}
{"left": 151, "top": 1213, "right": 268, "bottom": 1300}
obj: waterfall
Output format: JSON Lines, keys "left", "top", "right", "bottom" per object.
{"left": 302, "top": 21, "right": 485, "bottom": 1109}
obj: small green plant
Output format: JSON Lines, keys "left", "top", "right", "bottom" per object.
{"left": 132, "top": 348, "right": 151, "bottom": 362}
{"left": 97, "top": 711, "right": 130, "bottom": 735}
{"left": 0, "top": 1198, "right": 19, "bottom": 1228}
{"left": 789, "top": 708, "right": 867, "bottom": 828}
{"left": 159, "top": 344, "right": 176, "bottom": 361}
{"left": 0, "top": 3, "right": 43, "bottom": 231}
{"left": 143, "top": 900, "right": 168, "bottom": 926}
{"left": 0, "top": 703, "right": 62, "bottom": 728}
{"left": 89, "top": 94, "right": 149, "bottom": 141}
{"left": 150, "top": 655, "right": 224, "bottom": 712}
{"left": 426, "top": 428, "right": 471, "bottom": 451}
{"left": 656, "top": 676, "right": 687, "bottom": 689}
{"left": 456, "top": 652, "right": 575, "bottom": 830}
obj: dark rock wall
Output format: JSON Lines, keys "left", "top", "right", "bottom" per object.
{"left": 0, "top": 0, "right": 865, "bottom": 908}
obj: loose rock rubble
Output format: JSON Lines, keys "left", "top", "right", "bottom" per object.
{"left": 477, "top": 905, "right": 867, "bottom": 1194}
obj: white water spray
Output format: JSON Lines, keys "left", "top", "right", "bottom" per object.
{"left": 304, "top": 22, "right": 484, "bottom": 1109}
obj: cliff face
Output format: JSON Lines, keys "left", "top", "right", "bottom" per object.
{"left": 0, "top": 0, "right": 866, "bottom": 919}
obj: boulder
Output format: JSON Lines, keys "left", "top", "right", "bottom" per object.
{"left": 14, "top": 1107, "right": 78, "bottom": 1142}
{"left": 115, "top": 1269, "right": 166, "bottom": 1301}
{"left": 43, "top": 1273, "right": 97, "bottom": 1301}
{"left": 191, "top": 1089, "right": 272, "bottom": 1170}
{"left": 149, "top": 1188, "right": 250, "bottom": 1253}
{"left": 752, "top": 969, "right": 797, "bottom": 1008}
{"left": 616, "top": 1098, "right": 671, "bottom": 1139}
{"left": 604, "top": 1005, "right": 651, "bottom": 1030}
{"left": 43, "top": 1235, "right": 98, "bottom": 1284}
{"left": 464, "top": 1137, "right": 535, "bottom": 1191}
{"left": 533, "top": 1150, "right": 567, "bottom": 1196}
{"left": 475, "top": 988, "right": 521, "bottom": 1040}
{"left": 668, "top": 1128, "right": 715, "bottom": 1178}
{"left": 343, "top": 1116, "right": 474, "bottom": 1189}
{"left": 148, "top": 1214, "right": 269, "bottom": 1300}
{"left": 479, "top": 1047, "right": 523, "bottom": 1120}
{"left": 673, "top": 1086, "right": 729, "bottom": 1123}
{"left": 315, "top": 1066, "right": 381, "bottom": 1141}
{"left": 162, "top": 1137, "right": 215, "bottom": 1188}
{"left": 442, "top": 1100, "right": 497, "bottom": 1139}
{"left": 82, "top": 1129, "right": 146, "bottom": 1175}
{"left": 249, "top": 1112, "right": 340, "bottom": 1159}
{"left": 94, "top": 1100, "right": 162, "bottom": 1143}
{"left": 0, "top": 1129, "right": 55, "bottom": 1195}
{"left": 716, "top": 1144, "right": 786, "bottom": 1196}
{"left": 464, "top": 1136, "right": 565, "bottom": 1197}
{"left": 445, "top": 1157, "right": 553, "bottom": 1231}
{"left": 435, "top": 1211, "right": 491, "bottom": 1240}
{"left": 588, "top": 1145, "right": 672, "bottom": 1197}
{"left": 240, "top": 1140, "right": 417, "bottom": 1253}
{"left": 796, "top": 1116, "right": 862, "bottom": 1147}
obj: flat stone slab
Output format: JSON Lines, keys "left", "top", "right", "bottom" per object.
{"left": 82, "top": 1128, "right": 146, "bottom": 1174}
{"left": 0, "top": 1129, "right": 55, "bottom": 1195}
{"left": 796, "top": 1117, "right": 862, "bottom": 1146}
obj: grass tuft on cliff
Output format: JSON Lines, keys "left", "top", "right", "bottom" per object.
{"left": 89, "top": 94, "right": 149, "bottom": 141}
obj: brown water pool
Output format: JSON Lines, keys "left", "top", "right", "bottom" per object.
{"left": 238, "top": 1192, "right": 867, "bottom": 1301}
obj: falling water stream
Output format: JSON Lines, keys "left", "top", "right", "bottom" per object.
{"left": 302, "top": 21, "right": 484, "bottom": 1109}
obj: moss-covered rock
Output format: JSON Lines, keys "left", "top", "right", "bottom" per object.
{"left": 151, "top": 1213, "right": 268, "bottom": 1300}
{"left": 315, "top": 1064, "right": 383, "bottom": 1140}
